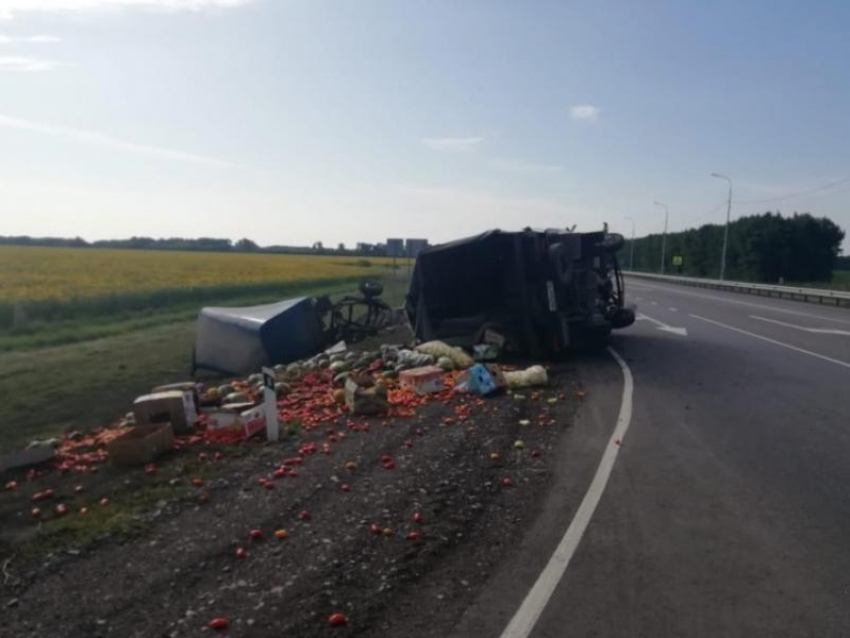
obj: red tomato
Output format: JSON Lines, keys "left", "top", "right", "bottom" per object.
{"left": 501, "top": 477, "right": 514, "bottom": 487}
{"left": 235, "top": 547, "right": 246, "bottom": 559}
{"left": 299, "top": 510, "right": 311, "bottom": 521}
{"left": 249, "top": 529, "right": 263, "bottom": 540}
{"left": 55, "top": 503, "right": 68, "bottom": 516}
{"left": 328, "top": 613, "right": 348, "bottom": 627}
{"left": 208, "top": 617, "right": 229, "bottom": 630}
{"left": 406, "top": 531, "right": 421, "bottom": 541}
{"left": 412, "top": 512, "right": 423, "bottom": 523}
{"left": 99, "top": 497, "right": 109, "bottom": 506}
{"left": 369, "top": 523, "right": 381, "bottom": 535}
{"left": 340, "top": 484, "right": 352, "bottom": 493}
{"left": 191, "top": 478, "right": 205, "bottom": 488}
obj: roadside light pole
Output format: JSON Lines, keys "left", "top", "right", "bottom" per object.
{"left": 653, "top": 201, "right": 669, "bottom": 275}
{"left": 624, "top": 216, "right": 635, "bottom": 270}
{"left": 711, "top": 172, "right": 733, "bottom": 281}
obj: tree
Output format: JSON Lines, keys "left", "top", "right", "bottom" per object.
{"left": 235, "top": 238, "right": 258, "bottom": 252}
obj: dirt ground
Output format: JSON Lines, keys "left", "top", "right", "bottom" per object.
{"left": 0, "top": 329, "right": 582, "bottom": 638}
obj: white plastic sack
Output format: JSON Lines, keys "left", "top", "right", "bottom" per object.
{"left": 503, "top": 365, "right": 548, "bottom": 388}
{"left": 414, "top": 340, "right": 474, "bottom": 370}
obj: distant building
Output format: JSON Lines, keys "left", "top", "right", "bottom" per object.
{"left": 386, "top": 238, "right": 405, "bottom": 258}
{"left": 405, "top": 238, "right": 429, "bottom": 258}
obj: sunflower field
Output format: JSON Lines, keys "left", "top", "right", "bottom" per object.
{"left": 0, "top": 246, "right": 393, "bottom": 331}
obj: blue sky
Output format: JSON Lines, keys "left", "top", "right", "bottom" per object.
{"left": 1, "top": 0, "right": 848, "bottom": 250}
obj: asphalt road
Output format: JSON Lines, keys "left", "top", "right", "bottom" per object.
{"left": 453, "top": 277, "right": 850, "bottom": 638}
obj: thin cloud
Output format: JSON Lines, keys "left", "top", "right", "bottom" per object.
{"left": 569, "top": 105, "right": 600, "bottom": 122}
{"left": 0, "top": 0, "right": 254, "bottom": 20}
{"left": 0, "top": 35, "right": 62, "bottom": 43}
{"left": 0, "top": 113, "right": 231, "bottom": 167}
{"left": 489, "top": 158, "right": 564, "bottom": 174}
{"left": 422, "top": 136, "right": 483, "bottom": 153}
{"left": 0, "top": 55, "right": 59, "bottom": 71}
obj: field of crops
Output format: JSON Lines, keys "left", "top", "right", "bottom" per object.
{"left": 0, "top": 246, "right": 398, "bottom": 342}
{"left": 0, "top": 246, "right": 391, "bottom": 303}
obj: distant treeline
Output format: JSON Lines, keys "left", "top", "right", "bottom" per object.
{"left": 625, "top": 212, "right": 845, "bottom": 283}
{"left": 0, "top": 236, "right": 392, "bottom": 257}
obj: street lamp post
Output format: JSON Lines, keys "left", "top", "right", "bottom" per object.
{"left": 711, "top": 173, "right": 733, "bottom": 281}
{"left": 624, "top": 216, "right": 635, "bottom": 269}
{"left": 653, "top": 201, "right": 669, "bottom": 275}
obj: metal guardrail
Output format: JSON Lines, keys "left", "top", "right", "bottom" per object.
{"left": 623, "top": 271, "right": 850, "bottom": 308}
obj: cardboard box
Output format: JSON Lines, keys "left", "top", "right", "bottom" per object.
{"left": 107, "top": 423, "right": 174, "bottom": 467}
{"left": 0, "top": 444, "right": 56, "bottom": 473}
{"left": 399, "top": 366, "right": 445, "bottom": 395}
{"left": 205, "top": 404, "right": 266, "bottom": 439}
{"left": 151, "top": 382, "right": 200, "bottom": 411}
{"left": 133, "top": 390, "right": 197, "bottom": 435}
{"left": 345, "top": 375, "right": 389, "bottom": 414}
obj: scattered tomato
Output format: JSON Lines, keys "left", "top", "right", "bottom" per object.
{"left": 406, "top": 531, "right": 421, "bottom": 541}
{"left": 274, "top": 528, "right": 289, "bottom": 540}
{"left": 198, "top": 452, "right": 208, "bottom": 461}
{"left": 576, "top": 390, "right": 586, "bottom": 399}
{"left": 501, "top": 477, "right": 514, "bottom": 487}
{"left": 79, "top": 507, "right": 89, "bottom": 516}
{"left": 144, "top": 464, "right": 157, "bottom": 476}
{"left": 272, "top": 468, "right": 286, "bottom": 479}
{"left": 4, "top": 480, "right": 17, "bottom": 491}
{"left": 208, "top": 617, "right": 230, "bottom": 630}
{"left": 340, "top": 484, "right": 352, "bottom": 493}
{"left": 288, "top": 470, "right": 299, "bottom": 478}
{"left": 31, "top": 507, "right": 41, "bottom": 518}
{"left": 328, "top": 612, "right": 348, "bottom": 627}
{"left": 249, "top": 529, "right": 263, "bottom": 540}
{"left": 412, "top": 512, "right": 423, "bottom": 523}
{"left": 382, "top": 527, "right": 394, "bottom": 537}
{"left": 489, "top": 452, "right": 501, "bottom": 461}
{"left": 32, "top": 489, "right": 54, "bottom": 502}
{"left": 299, "top": 510, "right": 311, "bottom": 521}
{"left": 99, "top": 497, "right": 109, "bottom": 506}
{"left": 369, "top": 523, "right": 381, "bottom": 535}
{"left": 263, "top": 482, "right": 275, "bottom": 490}
{"left": 530, "top": 450, "right": 541, "bottom": 458}
{"left": 74, "top": 485, "right": 85, "bottom": 494}
{"left": 214, "top": 451, "right": 224, "bottom": 461}
{"left": 514, "top": 440, "right": 526, "bottom": 450}
{"left": 55, "top": 503, "right": 68, "bottom": 516}
{"left": 344, "top": 461, "right": 357, "bottom": 472}
{"left": 235, "top": 546, "right": 246, "bottom": 559}
{"left": 191, "top": 478, "right": 205, "bottom": 488}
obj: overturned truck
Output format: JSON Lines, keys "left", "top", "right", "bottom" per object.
{"left": 405, "top": 228, "right": 635, "bottom": 356}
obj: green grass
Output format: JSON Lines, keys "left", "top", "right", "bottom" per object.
{"left": 0, "top": 276, "right": 374, "bottom": 351}
{"left": 0, "top": 275, "right": 410, "bottom": 454}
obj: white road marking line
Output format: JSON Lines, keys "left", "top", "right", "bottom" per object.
{"left": 750, "top": 315, "right": 850, "bottom": 336}
{"left": 669, "top": 307, "right": 678, "bottom": 312}
{"left": 627, "top": 280, "right": 850, "bottom": 325}
{"left": 690, "top": 314, "right": 850, "bottom": 370}
{"left": 636, "top": 312, "right": 688, "bottom": 337}
{"left": 499, "top": 347, "right": 634, "bottom": 638}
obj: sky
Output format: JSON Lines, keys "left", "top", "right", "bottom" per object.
{"left": 1, "top": 0, "right": 849, "bottom": 250}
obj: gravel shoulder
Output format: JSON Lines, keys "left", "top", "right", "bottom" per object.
{"left": 0, "top": 335, "right": 584, "bottom": 638}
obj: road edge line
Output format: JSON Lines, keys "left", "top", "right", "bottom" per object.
{"left": 498, "top": 347, "right": 634, "bottom": 638}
